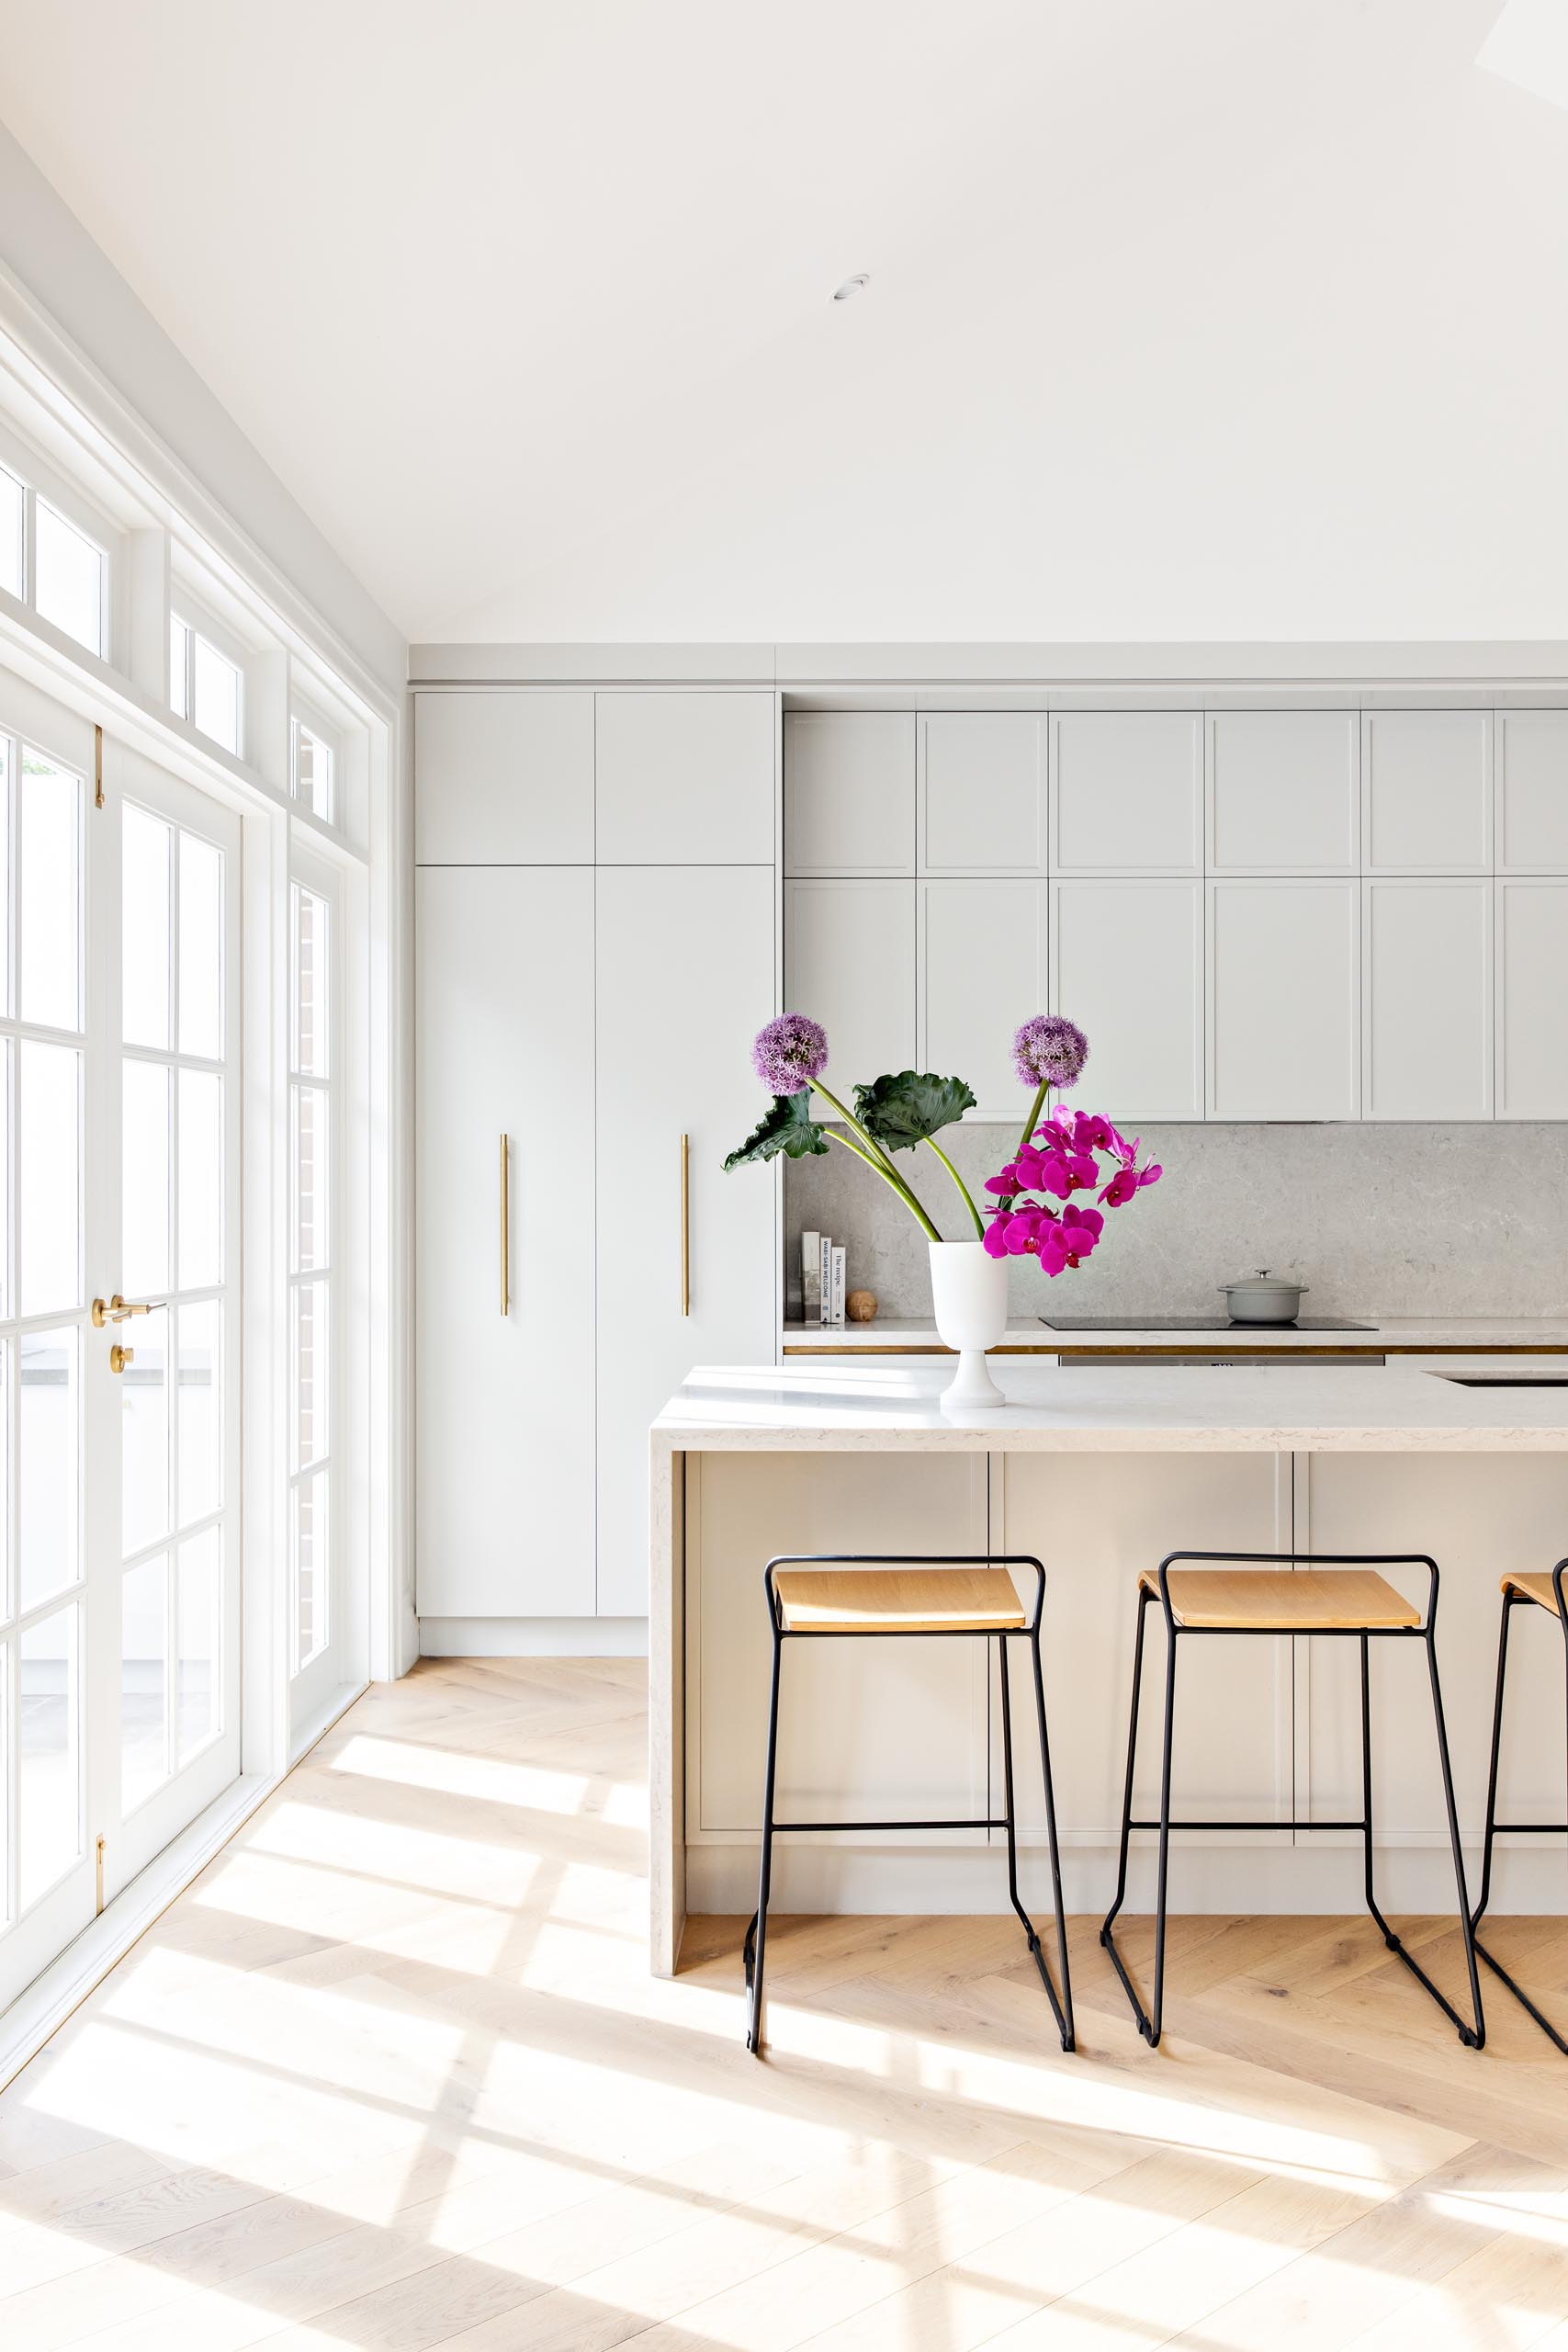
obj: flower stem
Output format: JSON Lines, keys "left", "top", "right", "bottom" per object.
{"left": 920, "top": 1135, "right": 985, "bottom": 1238}
{"left": 1016, "top": 1080, "right": 1050, "bottom": 1161}
{"left": 808, "top": 1080, "right": 936, "bottom": 1224}
{"left": 825, "top": 1128, "right": 942, "bottom": 1240}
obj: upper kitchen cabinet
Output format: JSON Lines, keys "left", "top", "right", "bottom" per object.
{"left": 784, "top": 711, "right": 915, "bottom": 875}
{"left": 1208, "top": 879, "right": 1359, "bottom": 1120}
{"left": 919, "top": 712, "right": 1045, "bottom": 873}
{"left": 414, "top": 689, "right": 594, "bottom": 864}
{"left": 1495, "top": 709, "right": 1568, "bottom": 873}
{"left": 594, "top": 690, "right": 775, "bottom": 863}
{"left": 1496, "top": 879, "right": 1568, "bottom": 1119}
{"left": 1206, "top": 711, "right": 1359, "bottom": 874}
{"left": 921, "top": 880, "right": 1048, "bottom": 1114}
{"left": 1050, "top": 712, "right": 1204, "bottom": 874}
{"left": 1362, "top": 877, "right": 1493, "bottom": 1119}
{"left": 1361, "top": 710, "right": 1492, "bottom": 872}
{"left": 1051, "top": 878, "right": 1204, "bottom": 1121}
{"left": 784, "top": 878, "right": 916, "bottom": 1084}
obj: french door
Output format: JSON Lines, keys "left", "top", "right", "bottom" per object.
{"left": 0, "top": 669, "right": 243, "bottom": 2013}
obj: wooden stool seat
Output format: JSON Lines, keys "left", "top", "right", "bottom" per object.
{"left": 1501, "top": 1571, "right": 1565, "bottom": 1616}
{"left": 773, "top": 1566, "right": 1025, "bottom": 1634}
{"left": 1139, "top": 1566, "right": 1420, "bottom": 1632}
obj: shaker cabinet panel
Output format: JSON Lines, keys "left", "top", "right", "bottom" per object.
{"left": 1362, "top": 878, "right": 1493, "bottom": 1119}
{"left": 784, "top": 711, "right": 915, "bottom": 875}
{"left": 921, "top": 881, "right": 1047, "bottom": 1115}
{"left": 1497, "top": 879, "right": 1568, "bottom": 1119}
{"left": 784, "top": 879, "right": 916, "bottom": 1088}
{"left": 1208, "top": 880, "right": 1359, "bottom": 1121}
{"left": 919, "top": 712, "right": 1045, "bottom": 873}
{"left": 1362, "top": 711, "right": 1492, "bottom": 872}
{"left": 1207, "top": 711, "right": 1359, "bottom": 873}
{"left": 1496, "top": 710, "right": 1568, "bottom": 873}
{"left": 1050, "top": 712, "right": 1203, "bottom": 874}
{"left": 415, "top": 867, "right": 596, "bottom": 1617}
{"left": 414, "top": 689, "right": 594, "bottom": 863}
{"left": 594, "top": 690, "right": 775, "bottom": 864}
{"left": 1051, "top": 879, "right": 1204, "bottom": 1120}
{"left": 595, "top": 867, "right": 776, "bottom": 1617}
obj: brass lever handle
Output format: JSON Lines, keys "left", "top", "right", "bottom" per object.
{"left": 500, "top": 1133, "right": 510, "bottom": 1317}
{"left": 110, "top": 1344, "right": 134, "bottom": 1374}
{"left": 680, "top": 1132, "right": 690, "bottom": 1318}
{"left": 92, "top": 1295, "right": 160, "bottom": 1328}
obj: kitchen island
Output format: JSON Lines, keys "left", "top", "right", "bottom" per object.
{"left": 649, "top": 1360, "right": 1568, "bottom": 1973}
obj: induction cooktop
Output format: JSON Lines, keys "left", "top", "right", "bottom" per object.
{"left": 1038, "top": 1315, "right": 1380, "bottom": 1332}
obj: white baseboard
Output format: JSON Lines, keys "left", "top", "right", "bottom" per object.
{"left": 419, "top": 1615, "right": 649, "bottom": 1658}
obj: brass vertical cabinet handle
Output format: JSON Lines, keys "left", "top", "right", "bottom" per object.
{"left": 500, "top": 1133, "right": 510, "bottom": 1317}
{"left": 680, "top": 1132, "right": 690, "bottom": 1318}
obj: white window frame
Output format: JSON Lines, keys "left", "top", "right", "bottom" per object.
{"left": 168, "top": 593, "right": 247, "bottom": 761}
{"left": 289, "top": 695, "right": 342, "bottom": 830}
{"left": 0, "top": 415, "right": 116, "bottom": 665}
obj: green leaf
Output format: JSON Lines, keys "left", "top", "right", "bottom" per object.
{"left": 852, "top": 1069, "right": 977, "bottom": 1152}
{"left": 722, "top": 1089, "right": 830, "bottom": 1170}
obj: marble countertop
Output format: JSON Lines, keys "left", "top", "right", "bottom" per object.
{"left": 780, "top": 1316, "right": 1568, "bottom": 1353}
{"left": 654, "top": 1360, "right": 1568, "bottom": 1451}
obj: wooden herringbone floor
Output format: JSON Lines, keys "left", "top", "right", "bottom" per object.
{"left": 1, "top": 1657, "right": 1565, "bottom": 2348}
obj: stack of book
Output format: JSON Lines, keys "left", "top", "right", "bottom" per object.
{"left": 801, "top": 1230, "right": 846, "bottom": 1329}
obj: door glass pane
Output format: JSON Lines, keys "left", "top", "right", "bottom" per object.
{"left": 121, "top": 1554, "right": 168, "bottom": 1813}
{"left": 0, "top": 735, "right": 9, "bottom": 1021}
{"left": 0, "top": 466, "right": 20, "bottom": 599}
{"left": 18, "top": 749, "right": 81, "bottom": 1032}
{"left": 292, "top": 1470, "right": 328, "bottom": 1671}
{"left": 291, "top": 718, "right": 334, "bottom": 823}
{"left": 19, "top": 1329, "right": 78, "bottom": 1611}
{"left": 122, "top": 1058, "right": 170, "bottom": 1298}
{"left": 0, "top": 1038, "right": 9, "bottom": 1318}
{"left": 179, "top": 833, "right": 222, "bottom": 1060}
{"left": 177, "top": 1069, "right": 221, "bottom": 1290}
{"left": 177, "top": 1299, "right": 220, "bottom": 1528}
{"left": 192, "top": 636, "right": 241, "bottom": 756}
{"left": 122, "top": 803, "right": 172, "bottom": 1051}
{"left": 292, "top": 885, "right": 328, "bottom": 1076}
{"left": 33, "top": 502, "right": 102, "bottom": 657}
{"left": 20, "top": 1602, "right": 80, "bottom": 1913}
{"left": 121, "top": 1322, "right": 168, "bottom": 1557}
{"left": 177, "top": 1527, "right": 220, "bottom": 1761}
{"left": 19, "top": 1040, "right": 80, "bottom": 1316}
{"left": 292, "top": 1278, "right": 328, "bottom": 1471}
{"left": 292, "top": 1084, "right": 328, "bottom": 1272}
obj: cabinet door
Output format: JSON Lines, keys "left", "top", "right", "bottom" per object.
{"left": 595, "top": 867, "right": 776, "bottom": 1617}
{"left": 1362, "top": 711, "right": 1492, "bottom": 872}
{"left": 594, "top": 691, "right": 774, "bottom": 863}
{"left": 784, "top": 879, "right": 916, "bottom": 1086}
{"left": 1208, "top": 880, "right": 1359, "bottom": 1120}
{"left": 1497, "top": 879, "right": 1568, "bottom": 1118}
{"left": 1496, "top": 709, "right": 1568, "bottom": 873}
{"left": 1362, "top": 878, "right": 1493, "bottom": 1118}
{"left": 1051, "top": 879, "right": 1203, "bottom": 1120}
{"left": 922, "top": 880, "right": 1047, "bottom": 1115}
{"left": 1050, "top": 712, "right": 1203, "bottom": 874}
{"left": 784, "top": 711, "right": 915, "bottom": 876}
{"left": 416, "top": 867, "right": 595, "bottom": 1618}
{"left": 414, "top": 690, "right": 593, "bottom": 863}
{"left": 919, "top": 713, "right": 1045, "bottom": 873}
{"left": 1207, "top": 711, "right": 1359, "bottom": 874}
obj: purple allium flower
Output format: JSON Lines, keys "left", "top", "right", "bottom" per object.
{"left": 1012, "top": 1013, "right": 1089, "bottom": 1091}
{"left": 752, "top": 1012, "right": 829, "bottom": 1095}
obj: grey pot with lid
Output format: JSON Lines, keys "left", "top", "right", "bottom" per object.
{"left": 1220, "top": 1270, "right": 1309, "bottom": 1326}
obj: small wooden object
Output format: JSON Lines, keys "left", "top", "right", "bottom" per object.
{"left": 846, "top": 1288, "right": 877, "bottom": 1323}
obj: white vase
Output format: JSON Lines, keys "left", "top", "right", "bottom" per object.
{"left": 929, "top": 1239, "right": 1010, "bottom": 1415}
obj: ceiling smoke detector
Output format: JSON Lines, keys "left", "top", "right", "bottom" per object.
{"left": 832, "top": 273, "right": 870, "bottom": 302}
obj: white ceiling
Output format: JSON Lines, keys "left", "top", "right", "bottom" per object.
{"left": 1, "top": 0, "right": 1565, "bottom": 647}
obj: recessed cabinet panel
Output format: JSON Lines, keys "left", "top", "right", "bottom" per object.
{"left": 920, "top": 713, "right": 1045, "bottom": 873}
{"left": 1496, "top": 710, "right": 1568, "bottom": 873}
{"left": 1051, "top": 879, "right": 1203, "bottom": 1120}
{"left": 1362, "top": 711, "right": 1492, "bottom": 872}
{"left": 922, "top": 881, "right": 1047, "bottom": 1114}
{"left": 594, "top": 690, "right": 774, "bottom": 863}
{"left": 415, "top": 867, "right": 596, "bottom": 1617}
{"left": 1362, "top": 878, "right": 1493, "bottom": 1119}
{"left": 1208, "top": 881, "right": 1359, "bottom": 1120}
{"left": 784, "top": 711, "right": 915, "bottom": 875}
{"left": 1050, "top": 712, "right": 1203, "bottom": 874}
{"left": 414, "top": 690, "right": 594, "bottom": 863}
{"left": 784, "top": 880, "right": 916, "bottom": 1088}
{"left": 1207, "top": 711, "right": 1359, "bottom": 873}
{"left": 1497, "top": 879, "right": 1568, "bottom": 1119}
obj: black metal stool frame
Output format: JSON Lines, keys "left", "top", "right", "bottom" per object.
{"left": 743, "top": 1552, "right": 1074, "bottom": 2056}
{"left": 1472, "top": 1555, "right": 1568, "bottom": 2054}
{"left": 1100, "top": 1549, "right": 1484, "bottom": 2051}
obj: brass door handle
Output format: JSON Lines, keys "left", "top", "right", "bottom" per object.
{"left": 680, "top": 1132, "right": 690, "bottom": 1318}
{"left": 110, "top": 1344, "right": 134, "bottom": 1374}
{"left": 500, "top": 1132, "right": 510, "bottom": 1316}
{"left": 92, "top": 1294, "right": 158, "bottom": 1328}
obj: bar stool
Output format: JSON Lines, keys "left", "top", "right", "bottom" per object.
{"left": 743, "top": 1552, "right": 1074, "bottom": 2056}
{"left": 1472, "top": 1557, "right": 1568, "bottom": 2054}
{"left": 1100, "top": 1550, "right": 1484, "bottom": 2051}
